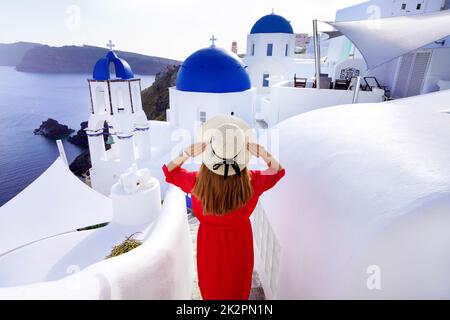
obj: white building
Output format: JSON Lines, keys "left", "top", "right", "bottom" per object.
{"left": 243, "top": 12, "right": 384, "bottom": 127}
{"left": 86, "top": 44, "right": 258, "bottom": 196}
{"left": 168, "top": 45, "right": 256, "bottom": 134}
{"left": 249, "top": 2, "right": 450, "bottom": 128}
{"left": 326, "top": 0, "right": 450, "bottom": 98}
{"left": 87, "top": 50, "right": 152, "bottom": 195}
{"left": 244, "top": 13, "right": 298, "bottom": 93}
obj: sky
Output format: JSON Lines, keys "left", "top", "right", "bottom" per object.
{"left": 0, "top": 0, "right": 363, "bottom": 60}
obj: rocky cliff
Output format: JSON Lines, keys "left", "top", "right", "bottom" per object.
{"left": 69, "top": 149, "right": 92, "bottom": 177}
{"left": 141, "top": 64, "right": 179, "bottom": 120}
{"left": 67, "top": 121, "right": 89, "bottom": 148}
{"left": 68, "top": 121, "right": 110, "bottom": 176}
{"left": 0, "top": 42, "right": 42, "bottom": 66}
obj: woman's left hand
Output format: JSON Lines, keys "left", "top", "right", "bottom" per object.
{"left": 247, "top": 142, "right": 283, "bottom": 171}
{"left": 247, "top": 142, "right": 266, "bottom": 158}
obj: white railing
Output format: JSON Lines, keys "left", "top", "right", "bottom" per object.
{"left": 251, "top": 202, "right": 281, "bottom": 299}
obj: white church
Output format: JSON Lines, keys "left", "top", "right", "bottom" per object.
{"left": 87, "top": 49, "right": 152, "bottom": 195}
{"left": 1, "top": 0, "right": 450, "bottom": 299}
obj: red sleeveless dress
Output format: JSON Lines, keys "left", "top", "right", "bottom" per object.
{"left": 162, "top": 165, "right": 285, "bottom": 300}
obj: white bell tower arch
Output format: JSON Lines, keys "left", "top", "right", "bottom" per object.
{"left": 86, "top": 44, "right": 152, "bottom": 195}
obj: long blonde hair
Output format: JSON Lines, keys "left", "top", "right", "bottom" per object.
{"left": 192, "top": 164, "right": 253, "bottom": 216}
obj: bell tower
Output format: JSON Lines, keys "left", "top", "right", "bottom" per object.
{"left": 86, "top": 42, "right": 151, "bottom": 195}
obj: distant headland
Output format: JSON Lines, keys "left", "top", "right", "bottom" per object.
{"left": 0, "top": 42, "right": 180, "bottom": 75}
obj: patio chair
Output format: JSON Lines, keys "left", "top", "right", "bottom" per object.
{"left": 334, "top": 79, "right": 350, "bottom": 90}
{"left": 294, "top": 74, "right": 307, "bottom": 88}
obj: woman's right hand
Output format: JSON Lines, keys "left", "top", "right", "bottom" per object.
{"left": 184, "top": 142, "right": 206, "bottom": 157}
{"left": 247, "top": 142, "right": 283, "bottom": 172}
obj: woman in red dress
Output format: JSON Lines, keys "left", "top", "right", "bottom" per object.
{"left": 162, "top": 116, "right": 285, "bottom": 300}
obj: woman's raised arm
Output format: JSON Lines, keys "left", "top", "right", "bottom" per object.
{"left": 165, "top": 142, "right": 206, "bottom": 172}
{"left": 247, "top": 142, "right": 283, "bottom": 172}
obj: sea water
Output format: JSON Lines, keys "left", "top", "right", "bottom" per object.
{"left": 0, "top": 66, "right": 155, "bottom": 206}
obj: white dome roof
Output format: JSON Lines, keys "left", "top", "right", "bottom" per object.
{"left": 258, "top": 90, "right": 450, "bottom": 299}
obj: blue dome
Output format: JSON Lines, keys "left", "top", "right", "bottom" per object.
{"left": 250, "top": 13, "right": 293, "bottom": 34}
{"left": 93, "top": 51, "right": 134, "bottom": 80}
{"left": 176, "top": 47, "right": 251, "bottom": 93}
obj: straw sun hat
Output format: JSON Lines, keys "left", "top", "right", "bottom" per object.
{"left": 197, "top": 115, "right": 256, "bottom": 179}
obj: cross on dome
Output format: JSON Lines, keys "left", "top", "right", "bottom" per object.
{"left": 210, "top": 35, "right": 217, "bottom": 48}
{"left": 107, "top": 40, "right": 115, "bottom": 51}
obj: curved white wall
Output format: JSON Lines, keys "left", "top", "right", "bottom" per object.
{"left": 0, "top": 187, "right": 194, "bottom": 299}
{"left": 254, "top": 90, "right": 450, "bottom": 299}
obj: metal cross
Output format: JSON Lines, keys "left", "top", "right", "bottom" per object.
{"left": 107, "top": 40, "right": 115, "bottom": 51}
{"left": 210, "top": 35, "right": 217, "bottom": 48}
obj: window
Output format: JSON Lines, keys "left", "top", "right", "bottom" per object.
{"left": 94, "top": 86, "right": 107, "bottom": 114}
{"left": 267, "top": 43, "right": 273, "bottom": 56}
{"left": 416, "top": 3, "right": 421, "bottom": 10}
{"left": 285, "top": 44, "right": 289, "bottom": 56}
{"left": 251, "top": 44, "right": 255, "bottom": 56}
{"left": 199, "top": 111, "right": 206, "bottom": 123}
{"left": 116, "top": 87, "right": 125, "bottom": 113}
{"left": 401, "top": 3, "right": 406, "bottom": 9}
{"left": 262, "top": 74, "right": 269, "bottom": 87}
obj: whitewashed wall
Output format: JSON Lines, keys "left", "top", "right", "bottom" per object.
{"left": 422, "top": 48, "right": 450, "bottom": 94}
{"left": 244, "top": 33, "right": 296, "bottom": 91}
{"left": 168, "top": 87, "right": 256, "bottom": 135}
{"left": 291, "top": 59, "right": 316, "bottom": 79}
{"left": 255, "top": 90, "right": 450, "bottom": 299}
{"left": 326, "top": 0, "right": 448, "bottom": 97}
{"left": 0, "top": 187, "right": 194, "bottom": 299}
{"left": 263, "top": 82, "right": 385, "bottom": 127}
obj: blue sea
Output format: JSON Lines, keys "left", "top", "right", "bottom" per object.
{"left": 0, "top": 66, "right": 155, "bottom": 207}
